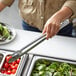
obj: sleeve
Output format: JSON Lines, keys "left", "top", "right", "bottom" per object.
{"left": 0, "top": 0, "right": 14, "bottom": 7}
{"left": 62, "top": 0, "right": 76, "bottom": 21}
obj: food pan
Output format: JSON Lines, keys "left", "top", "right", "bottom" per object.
{"left": 27, "top": 55, "right": 76, "bottom": 76}
{"left": 0, "top": 50, "right": 29, "bottom": 76}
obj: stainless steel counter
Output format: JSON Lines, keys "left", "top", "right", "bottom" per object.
{"left": 28, "top": 35, "right": 76, "bottom": 61}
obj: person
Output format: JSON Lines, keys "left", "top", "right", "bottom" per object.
{"left": 0, "top": 0, "right": 76, "bottom": 39}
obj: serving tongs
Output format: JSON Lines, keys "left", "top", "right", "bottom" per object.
{"left": 8, "top": 33, "right": 46, "bottom": 63}
{"left": 8, "top": 21, "right": 72, "bottom": 63}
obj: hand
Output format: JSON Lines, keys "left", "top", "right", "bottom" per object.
{"left": 43, "top": 13, "right": 61, "bottom": 40}
{"left": 0, "top": 2, "right": 6, "bottom": 11}
{"left": 42, "top": 7, "right": 73, "bottom": 40}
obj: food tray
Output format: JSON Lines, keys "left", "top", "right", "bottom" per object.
{"left": 0, "top": 50, "right": 29, "bottom": 76}
{"left": 27, "top": 55, "right": 76, "bottom": 76}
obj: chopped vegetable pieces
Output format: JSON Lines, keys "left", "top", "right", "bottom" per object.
{"left": 0, "top": 23, "right": 12, "bottom": 41}
{"left": 31, "top": 59, "right": 76, "bottom": 76}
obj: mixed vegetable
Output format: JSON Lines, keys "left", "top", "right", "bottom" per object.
{"left": 0, "top": 23, "right": 12, "bottom": 41}
{"left": 31, "top": 59, "right": 76, "bottom": 76}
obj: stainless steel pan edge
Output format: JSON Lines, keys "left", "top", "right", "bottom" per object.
{"left": 27, "top": 55, "right": 76, "bottom": 76}
{"left": 15, "top": 54, "right": 29, "bottom": 76}
{"left": 22, "top": 54, "right": 34, "bottom": 76}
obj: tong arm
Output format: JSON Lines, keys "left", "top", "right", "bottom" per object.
{"left": 8, "top": 34, "right": 46, "bottom": 63}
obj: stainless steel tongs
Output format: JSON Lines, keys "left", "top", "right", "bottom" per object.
{"left": 8, "top": 33, "right": 46, "bottom": 63}
{"left": 8, "top": 21, "right": 70, "bottom": 63}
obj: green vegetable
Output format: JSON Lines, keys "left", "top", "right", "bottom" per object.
{"left": 3, "top": 26, "right": 11, "bottom": 38}
{"left": 53, "top": 72, "right": 62, "bottom": 76}
{"left": 36, "top": 64, "right": 46, "bottom": 71}
{"left": 0, "top": 24, "right": 4, "bottom": 31}
{"left": 49, "top": 62, "right": 59, "bottom": 71}
{"left": 0, "top": 23, "right": 12, "bottom": 40}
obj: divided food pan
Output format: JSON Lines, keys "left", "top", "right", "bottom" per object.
{"left": 27, "top": 55, "right": 76, "bottom": 76}
{"left": 0, "top": 50, "right": 29, "bottom": 76}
